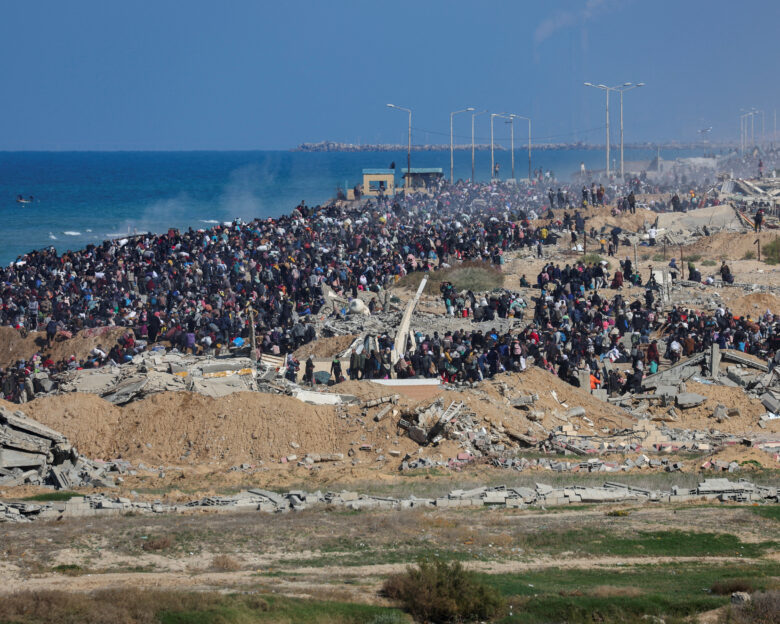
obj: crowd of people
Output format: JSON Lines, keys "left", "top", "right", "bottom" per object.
{"left": 1, "top": 150, "right": 778, "bottom": 402}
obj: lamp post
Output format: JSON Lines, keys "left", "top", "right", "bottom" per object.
{"left": 491, "top": 113, "right": 510, "bottom": 180}
{"left": 450, "top": 107, "right": 474, "bottom": 183}
{"left": 505, "top": 114, "right": 516, "bottom": 180}
{"left": 490, "top": 113, "right": 499, "bottom": 180}
{"left": 471, "top": 110, "right": 487, "bottom": 182}
{"left": 387, "top": 104, "right": 412, "bottom": 178}
{"left": 616, "top": 82, "right": 644, "bottom": 179}
{"left": 585, "top": 82, "right": 644, "bottom": 179}
{"left": 584, "top": 83, "right": 611, "bottom": 178}
{"left": 513, "top": 115, "right": 532, "bottom": 181}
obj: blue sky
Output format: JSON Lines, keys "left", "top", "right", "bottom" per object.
{"left": 2, "top": 0, "right": 778, "bottom": 150}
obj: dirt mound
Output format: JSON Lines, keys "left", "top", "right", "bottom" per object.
{"left": 707, "top": 445, "right": 777, "bottom": 468}
{"left": 475, "top": 368, "right": 634, "bottom": 431}
{"left": 0, "top": 326, "right": 127, "bottom": 368}
{"left": 19, "top": 394, "right": 122, "bottom": 459}
{"left": 645, "top": 381, "right": 778, "bottom": 435}
{"left": 681, "top": 231, "right": 776, "bottom": 262}
{"left": 21, "top": 390, "right": 422, "bottom": 467}
{"left": 726, "top": 292, "right": 780, "bottom": 318}
{"left": 294, "top": 335, "right": 358, "bottom": 360}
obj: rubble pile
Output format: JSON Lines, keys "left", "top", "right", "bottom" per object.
{"left": 54, "top": 351, "right": 258, "bottom": 403}
{"left": 3, "top": 478, "right": 776, "bottom": 523}
{"left": 0, "top": 406, "right": 117, "bottom": 489}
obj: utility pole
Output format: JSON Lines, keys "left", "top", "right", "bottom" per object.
{"left": 471, "top": 110, "right": 487, "bottom": 183}
{"left": 450, "top": 107, "right": 475, "bottom": 183}
{"left": 606, "top": 88, "right": 610, "bottom": 178}
{"left": 388, "top": 104, "right": 412, "bottom": 181}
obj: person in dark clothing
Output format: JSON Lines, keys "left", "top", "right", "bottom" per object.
{"left": 304, "top": 356, "right": 315, "bottom": 385}
{"left": 330, "top": 356, "right": 342, "bottom": 384}
{"left": 148, "top": 312, "right": 162, "bottom": 344}
{"left": 44, "top": 319, "right": 57, "bottom": 347}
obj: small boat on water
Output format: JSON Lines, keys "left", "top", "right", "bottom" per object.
{"left": 16, "top": 195, "right": 34, "bottom": 204}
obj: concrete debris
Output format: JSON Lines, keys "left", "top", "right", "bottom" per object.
{"left": 3, "top": 478, "right": 776, "bottom": 523}
{"left": 0, "top": 405, "right": 118, "bottom": 491}
{"left": 675, "top": 393, "right": 707, "bottom": 409}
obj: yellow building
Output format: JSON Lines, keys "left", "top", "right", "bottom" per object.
{"left": 361, "top": 168, "right": 396, "bottom": 196}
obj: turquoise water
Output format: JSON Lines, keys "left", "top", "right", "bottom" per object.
{"left": 0, "top": 148, "right": 702, "bottom": 265}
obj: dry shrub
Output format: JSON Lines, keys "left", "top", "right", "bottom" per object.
{"left": 141, "top": 535, "right": 172, "bottom": 552}
{"left": 383, "top": 559, "right": 504, "bottom": 623}
{"left": 727, "top": 591, "right": 780, "bottom": 624}
{"left": 712, "top": 579, "right": 756, "bottom": 595}
{"left": 211, "top": 554, "right": 241, "bottom": 571}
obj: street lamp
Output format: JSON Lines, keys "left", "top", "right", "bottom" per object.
{"left": 504, "top": 114, "right": 516, "bottom": 180}
{"left": 387, "top": 104, "right": 412, "bottom": 177}
{"left": 584, "top": 82, "right": 644, "bottom": 179}
{"left": 616, "top": 82, "right": 644, "bottom": 179}
{"left": 491, "top": 113, "right": 511, "bottom": 180}
{"left": 471, "top": 110, "right": 488, "bottom": 182}
{"left": 513, "top": 114, "right": 532, "bottom": 181}
{"left": 584, "top": 83, "right": 611, "bottom": 177}
{"left": 450, "top": 107, "right": 475, "bottom": 183}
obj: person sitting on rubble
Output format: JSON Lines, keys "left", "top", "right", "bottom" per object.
{"left": 688, "top": 263, "right": 701, "bottom": 283}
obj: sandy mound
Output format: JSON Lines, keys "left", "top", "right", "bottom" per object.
{"left": 726, "top": 292, "right": 780, "bottom": 318}
{"left": 19, "top": 394, "right": 122, "bottom": 459}
{"left": 0, "top": 326, "right": 127, "bottom": 368}
{"left": 645, "top": 381, "right": 779, "bottom": 435}
{"left": 707, "top": 445, "right": 778, "bottom": 468}
{"left": 21, "top": 390, "right": 422, "bottom": 467}
{"left": 681, "top": 231, "right": 776, "bottom": 262}
{"left": 293, "top": 334, "right": 357, "bottom": 360}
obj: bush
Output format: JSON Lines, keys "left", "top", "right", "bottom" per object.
{"left": 711, "top": 579, "right": 755, "bottom": 595}
{"left": 581, "top": 253, "right": 609, "bottom": 268}
{"left": 211, "top": 554, "right": 241, "bottom": 571}
{"left": 383, "top": 559, "right": 504, "bottom": 623}
{"left": 762, "top": 239, "right": 780, "bottom": 265}
{"left": 684, "top": 254, "right": 702, "bottom": 262}
{"left": 727, "top": 590, "right": 780, "bottom": 624}
{"left": 743, "top": 251, "right": 756, "bottom": 260}
{"left": 142, "top": 535, "right": 173, "bottom": 551}
{"left": 702, "top": 259, "right": 717, "bottom": 266}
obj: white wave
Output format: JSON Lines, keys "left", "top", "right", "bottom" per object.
{"left": 86, "top": 228, "right": 92, "bottom": 232}
{"left": 105, "top": 232, "right": 126, "bottom": 238}
{"left": 48, "top": 232, "right": 57, "bottom": 240}
{"left": 201, "top": 219, "right": 220, "bottom": 224}
{"left": 62, "top": 231, "right": 81, "bottom": 236}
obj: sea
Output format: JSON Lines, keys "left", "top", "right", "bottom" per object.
{"left": 0, "top": 147, "right": 703, "bottom": 266}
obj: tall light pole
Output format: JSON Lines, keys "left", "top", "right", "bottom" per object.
{"left": 491, "top": 113, "right": 510, "bottom": 180}
{"left": 387, "top": 104, "right": 412, "bottom": 178}
{"left": 615, "top": 82, "right": 644, "bottom": 179}
{"left": 471, "top": 110, "right": 487, "bottom": 182}
{"left": 450, "top": 107, "right": 474, "bottom": 183}
{"left": 584, "top": 83, "right": 611, "bottom": 177}
{"left": 505, "top": 115, "right": 516, "bottom": 180}
{"left": 513, "top": 114, "right": 532, "bottom": 180}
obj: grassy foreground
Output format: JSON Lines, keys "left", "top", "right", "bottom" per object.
{"left": 0, "top": 591, "right": 407, "bottom": 624}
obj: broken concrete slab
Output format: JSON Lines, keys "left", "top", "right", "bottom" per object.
{"left": 675, "top": 393, "right": 707, "bottom": 409}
